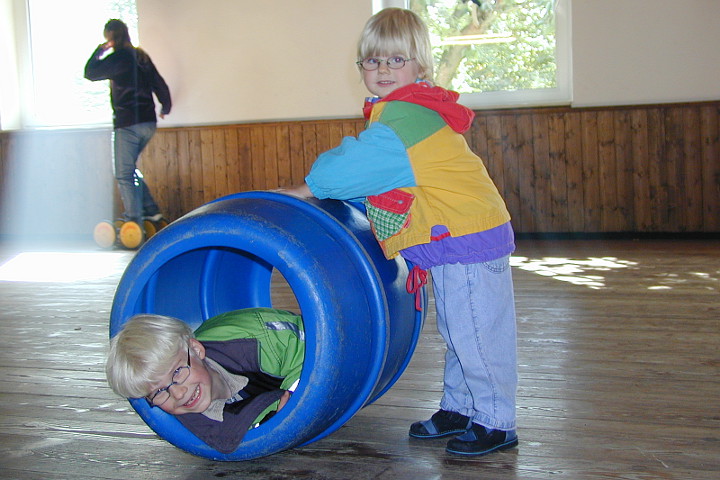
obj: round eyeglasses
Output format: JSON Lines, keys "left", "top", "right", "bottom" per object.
{"left": 356, "top": 56, "right": 415, "bottom": 71}
{"left": 146, "top": 347, "right": 191, "bottom": 407}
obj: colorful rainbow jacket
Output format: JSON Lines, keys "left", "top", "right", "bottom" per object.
{"left": 306, "top": 81, "right": 511, "bottom": 260}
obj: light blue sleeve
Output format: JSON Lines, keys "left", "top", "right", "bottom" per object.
{"left": 305, "top": 122, "right": 416, "bottom": 201}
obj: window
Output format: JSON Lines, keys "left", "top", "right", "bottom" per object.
{"left": 380, "top": 0, "right": 571, "bottom": 109}
{"left": 5, "top": 0, "right": 138, "bottom": 128}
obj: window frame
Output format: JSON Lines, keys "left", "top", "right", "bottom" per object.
{"left": 0, "top": 0, "right": 139, "bottom": 130}
{"left": 375, "top": 0, "right": 572, "bottom": 109}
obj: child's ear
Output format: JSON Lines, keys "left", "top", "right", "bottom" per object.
{"left": 189, "top": 338, "right": 206, "bottom": 360}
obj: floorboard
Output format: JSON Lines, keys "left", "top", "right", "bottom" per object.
{"left": 0, "top": 238, "right": 718, "bottom": 479}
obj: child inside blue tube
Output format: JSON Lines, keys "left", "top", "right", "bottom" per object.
{"left": 106, "top": 308, "right": 304, "bottom": 453}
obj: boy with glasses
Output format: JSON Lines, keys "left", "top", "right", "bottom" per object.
{"left": 106, "top": 308, "right": 304, "bottom": 453}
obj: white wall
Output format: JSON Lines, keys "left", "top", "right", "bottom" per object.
{"left": 571, "top": 0, "right": 720, "bottom": 107}
{"left": 5, "top": 0, "right": 718, "bottom": 128}
{"left": 0, "top": 0, "right": 26, "bottom": 130}
{"left": 132, "top": 0, "right": 719, "bottom": 126}
{"left": 137, "top": 0, "right": 372, "bottom": 126}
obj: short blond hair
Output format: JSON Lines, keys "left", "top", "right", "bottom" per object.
{"left": 357, "top": 8, "right": 434, "bottom": 83}
{"left": 106, "top": 314, "right": 194, "bottom": 398}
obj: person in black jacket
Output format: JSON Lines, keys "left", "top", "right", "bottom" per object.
{"left": 85, "top": 19, "right": 171, "bottom": 227}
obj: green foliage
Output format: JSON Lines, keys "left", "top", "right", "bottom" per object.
{"left": 410, "top": 0, "right": 557, "bottom": 93}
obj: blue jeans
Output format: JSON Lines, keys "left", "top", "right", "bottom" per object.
{"left": 430, "top": 255, "right": 518, "bottom": 431}
{"left": 113, "top": 122, "right": 160, "bottom": 222}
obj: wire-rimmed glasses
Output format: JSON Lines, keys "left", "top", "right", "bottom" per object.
{"left": 146, "top": 347, "right": 191, "bottom": 407}
{"left": 356, "top": 56, "right": 416, "bottom": 71}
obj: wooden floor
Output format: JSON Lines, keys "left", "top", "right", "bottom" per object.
{"left": 0, "top": 238, "right": 718, "bottom": 479}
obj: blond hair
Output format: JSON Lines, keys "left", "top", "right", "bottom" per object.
{"left": 357, "top": 8, "right": 434, "bottom": 82}
{"left": 106, "top": 314, "right": 194, "bottom": 398}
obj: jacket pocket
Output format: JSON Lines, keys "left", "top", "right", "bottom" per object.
{"left": 365, "top": 189, "right": 414, "bottom": 241}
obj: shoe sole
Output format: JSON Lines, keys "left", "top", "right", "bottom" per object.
{"left": 409, "top": 428, "right": 469, "bottom": 439}
{"left": 446, "top": 437, "right": 518, "bottom": 456}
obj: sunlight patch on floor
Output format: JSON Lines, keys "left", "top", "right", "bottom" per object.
{"left": 0, "top": 252, "right": 128, "bottom": 283}
{"left": 511, "top": 256, "right": 637, "bottom": 289}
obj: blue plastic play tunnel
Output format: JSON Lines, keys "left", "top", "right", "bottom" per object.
{"left": 109, "top": 191, "right": 426, "bottom": 461}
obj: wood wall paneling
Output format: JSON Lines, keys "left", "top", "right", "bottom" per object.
{"left": 515, "top": 114, "right": 537, "bottom": 233}
{"left": 564, "top": 111, "right": 585, "bottom": 232}
{"left": 1, "top": 101, "right": 718, "bottom": 239}
{"left": 700, "top": 104, "right": 720, "bottom": 230}
{"left": 0, "top": 129, "right": 114, "bottom": 238}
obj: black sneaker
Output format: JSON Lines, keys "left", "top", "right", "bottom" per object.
{"left": 409, "top": 409, "right": 472, "bottom": 439}
{"left": 446, "top": 423, "right": 518, "bottom": 456}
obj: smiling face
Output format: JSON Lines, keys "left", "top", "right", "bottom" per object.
{"left": 361, "top": 55, "right": 422, "bottom": 98}
{"left": 356, "top": 9, "right": 434, "bottom": 97}
{"left": 148, "top": 339, "right": 225, "bottom": 415}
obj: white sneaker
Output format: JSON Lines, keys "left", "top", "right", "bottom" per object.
{"left": 144, "top": 213, "right": 164, "bottom": 222}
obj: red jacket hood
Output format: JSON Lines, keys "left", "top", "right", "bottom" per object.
{"left": 363, "top": 82, "right": 475, "bottom": 134}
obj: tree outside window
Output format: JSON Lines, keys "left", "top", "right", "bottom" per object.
{"left": 408, "top": 0, "right": 570, "bottom": 108}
